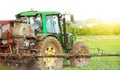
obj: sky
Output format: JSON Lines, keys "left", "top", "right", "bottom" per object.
{"left": 0, "top": 0, "right": 120, "bottom": 21}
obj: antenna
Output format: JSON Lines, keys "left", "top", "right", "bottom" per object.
{"left": 31, "top": 8, "right": 34, "bottom": 11}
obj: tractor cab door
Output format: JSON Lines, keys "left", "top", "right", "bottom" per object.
{"left": 46, "top": 15, "right": 60, "bottom": 33}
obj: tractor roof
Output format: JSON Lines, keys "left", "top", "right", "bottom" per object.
{"left": 16, "top": 11, "right": 60, "bottom": 17}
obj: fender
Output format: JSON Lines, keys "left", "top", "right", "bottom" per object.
{"left": 35, "top": 33, "right": 57, "bottom": 41}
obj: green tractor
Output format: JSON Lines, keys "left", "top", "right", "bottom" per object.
{"left": 15, "top": 11, "right": 90, "bottom": 70}
{"left": 0, "top": 11, "right": 90, "bottom": 70}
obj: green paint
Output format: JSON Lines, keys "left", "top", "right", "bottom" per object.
{"left": 16, "top": 11, "right": 60, "bottom": 17}
{"left": 41, "top": 15, "right": 46, "bottom": 33}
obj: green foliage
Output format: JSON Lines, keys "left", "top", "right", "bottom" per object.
{"left": 58, "top": 36, "right": 120, "bottom": 70}
{"left": 66, "top": 23, "right": 120, "bottom": 35}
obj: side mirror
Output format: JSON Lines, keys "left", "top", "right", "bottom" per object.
{"left": 59, "top": 13, "right": 74, "bottom": 23}
{"left": 70, "top": 14, "right": 74, "bottom": 22}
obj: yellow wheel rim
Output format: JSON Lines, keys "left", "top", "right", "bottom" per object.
{"left": 43, "top": 46, "right": 56, "bottom": 70}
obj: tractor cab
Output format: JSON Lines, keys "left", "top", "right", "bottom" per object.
{"left": 16, "top": 11, "right": 73, "bottom": 50}
{"left": 16, "top": 11, "right": 61, "bottom": 34}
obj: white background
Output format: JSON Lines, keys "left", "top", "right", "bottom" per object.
{"left": 0, "top": 0, "right": 120, "bottom": 20}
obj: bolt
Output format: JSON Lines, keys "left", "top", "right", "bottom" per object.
{"left": 16, "top": 64, "right": 18, "bottom": 67}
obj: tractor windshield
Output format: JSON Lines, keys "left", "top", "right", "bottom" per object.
{"left": 18, "top": 15, "right": 42, "bottom": 32}
{"left": 46, "top": 15, "right": 60, "bottom": 33}
{"left": 29, "top": 17, "right": 40, "bottom": 30}
{"left": 29, "top": 14, "right": 42, "bottom": 30}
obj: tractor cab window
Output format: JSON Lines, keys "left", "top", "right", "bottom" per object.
{"left": 29, "top": 17, "right": 39, "bottom": 30}
{"left": 29, "top": 14, "right": 42, "bottom": 32}
{"left": 35, "top": 14, "right": 42, "bottom": 26}
{"left": 18, "top": 14, "right": 42, "bottom": 33}
{"left": 46, "top": 15, "right": 60, "bottom": 33}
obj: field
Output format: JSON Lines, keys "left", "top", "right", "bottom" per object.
{"left": 58, "top": 35, "right": 120, "bottom": 70}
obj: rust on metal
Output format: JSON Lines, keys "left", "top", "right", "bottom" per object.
{"left": 0, "top": 53, "right": 120, "bottom": 58}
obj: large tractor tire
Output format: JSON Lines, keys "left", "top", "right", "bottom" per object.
{"left": 34, "top": 36, "right": 63, "bottom": 70}
{"left": 69, "top": 42, "right": 90, "bottom": 67}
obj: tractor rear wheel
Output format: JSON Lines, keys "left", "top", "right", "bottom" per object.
{"left": 69, "top": 42, "right": 90, "bottom": 67}
{"left": 34, "top": 36, "right": 63, "bottom": 70}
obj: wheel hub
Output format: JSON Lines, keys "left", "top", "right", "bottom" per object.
{"left": 43, "top": 46, "right": 56, "bottom": 70}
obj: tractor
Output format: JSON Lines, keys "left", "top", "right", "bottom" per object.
{"left": 0, "top": 11, "right": 90, "bottom": 70}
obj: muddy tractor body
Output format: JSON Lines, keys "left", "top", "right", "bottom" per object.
{"left": 0, "top": 11, "right": 90, "bottom": 70}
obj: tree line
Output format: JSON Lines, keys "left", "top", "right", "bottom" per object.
{"left": 66, "top": 23, "right": 120, "bottom": 36}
